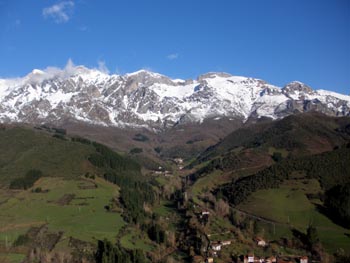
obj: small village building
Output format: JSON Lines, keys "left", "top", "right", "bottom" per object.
{"left": 299, "top": 256, "right": 308, "bottom": 263}
{"left": 211, "top": 242, "right": 222, "bottom": 251}
{"left": 221, "top": 240, "right": 231, "bottom": 246}
{"left": 174, "top": 158, "right": 184, "bottom": 164}
{"left": 244, "top": 254, "right": 255, "bottom": 263}
{"left": 256, "top": 237, "right": 267, "bottom": 247}
{"left": 206, "top": 257, "right": 214, "bottom": 263}
{"left": 202, "top": 210, "right": 210, "bottom": 215}
{"left": 164, "top": 171, "right": 173, "bottom": 176}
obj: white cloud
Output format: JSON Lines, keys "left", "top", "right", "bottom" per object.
{"left": 97, "top": 60, "right": 110, "bottom": 74}
{"left": 42, "top": 1, "right": 74, "bottom": 24}
{"left": 27, "top": 59, "right": 79, "bottom": 83}
{"left": 3, "top": 59, "right": 114, "bottom": 85}
{"left": 167, "top": 53, "right": 179, "bottom": 60}
{"left": 22, "top": 58, "right": 114, "bottom": 84}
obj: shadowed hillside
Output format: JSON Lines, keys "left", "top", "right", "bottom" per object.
{"left": 0, "top": 125, "right": 140, "bottom": 185}
{"left": 193, "top": 112, "right": 350, "bottom": 166}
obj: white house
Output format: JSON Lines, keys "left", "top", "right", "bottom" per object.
{"left": 256, "top": 237, "right": 267, "bottom": 247}
{"left": 221, "top": 240, "right": 231, "bottom": 246}
{"left": 211, "top": 243, "right": 222, "bottom": 251}
{"left": 244, "top": 254, "right": 255, "bottom": 263}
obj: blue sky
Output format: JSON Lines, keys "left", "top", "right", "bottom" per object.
{"left": 1, "top": 0, "right": 349, "bottom": 94}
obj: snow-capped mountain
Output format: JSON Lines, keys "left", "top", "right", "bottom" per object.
{"left": 0, "top": 64, "right": 349, "bottom": 130}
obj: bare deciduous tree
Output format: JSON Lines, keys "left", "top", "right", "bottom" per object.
{"left": 215, "top": 199, "right": 230, "bottom": 217}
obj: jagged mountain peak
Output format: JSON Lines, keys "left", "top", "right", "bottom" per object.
{"left": 125, "top": 69, "right": 163, "bottom": 78}
{"left": 197, "top": 72, "right": 232, "bottom": 80}
{"left": 124, "top": 69, "right": 177, "bottom": 88}
{"left": 282, "top": 81, "right": 313, "bottom": 94}
{"left": 0, "top": 66, "right": 349, "bottom": 130}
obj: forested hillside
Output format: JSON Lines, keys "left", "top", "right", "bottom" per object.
{"left": 193, "top": 113, "right": 350, "bottom": 165}
{"left": 219, "top": 144, "right": 350, "bottom": 206}
{"left": 0, "top": 125, "right": 155, "bottom": 263}
{"left": 0, "top": 125, "right": 141, "bottom": 184}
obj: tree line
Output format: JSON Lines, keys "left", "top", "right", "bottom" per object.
{"left": 324, "top": 182, "right": 350, "bottom": 228}
{"left": 79, "top": 139, "right": 156, "bottom": 224}
{"left": 10, "top": 169, "right": 43, "bottom": 189}
{"left": 95, "top": 239, "right": 148, "bottom": 263}
{"left": 219, "top": 144, "right": 350, "bottom": 206}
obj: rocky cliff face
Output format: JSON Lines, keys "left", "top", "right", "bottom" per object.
{"left": 0, "top": 65, "right": 349, "bottom": 130}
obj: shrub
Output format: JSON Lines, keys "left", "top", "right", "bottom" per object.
{"left": 13, "top": 234, "right": 30, "bottom": 246}
{"left": 10, "top": 169, "right": 43, "bottom": 190}
{"left": 130, "top": 148, "right": 143, "bottom": 154}
{"left": 133, "top": 133, "right": 149, "bottom": 142}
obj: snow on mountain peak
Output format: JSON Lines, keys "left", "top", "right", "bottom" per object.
{"left": 0, "top": 65, "right": 349, "bottom": 129}
{"left": 197, "top": 72, "right": 233, "bottom": 81}
{"left": 31, "top": 69, "right": 45, "bottom": 75}
{"left": 126, "top": 69, "right": 161, "bottom": 77}
{"left": 21, "top": 61, "right": 111, "bottom": 84}
{"left": 283, "top": 81, "right": 313, "bottom": 93}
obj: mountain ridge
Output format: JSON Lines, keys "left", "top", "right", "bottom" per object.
{"left": 1, "top": 64, "right": 349, "bottom": 130}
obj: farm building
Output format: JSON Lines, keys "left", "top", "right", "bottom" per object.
{"left": 211, "top": 242, "right": 222, "bottom": 251}
{"left": 255, "top": 237, "right": 267, "bottom": 247}
{"left": 244, "top": 254, "right": 255, "bottom": 263}
{"left": 221, "top": 240, "right": 231, "bottom": 246}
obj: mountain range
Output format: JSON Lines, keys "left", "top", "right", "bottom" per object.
{"left": 1, "top": 64, "right": 349, "bottom": 130}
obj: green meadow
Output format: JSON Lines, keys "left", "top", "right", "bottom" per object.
{"left": 238, "top": 179, "right": 350, "bottom": 252}
{"left": 0, "top": 177, "right": 125, "bottom": 246}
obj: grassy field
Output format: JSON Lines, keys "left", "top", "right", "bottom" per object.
{"left": 191, "top": 170, "right": 223, "bottom": 204}
{"left": 153, "top": 200, "right": 177, "bottom": 217}
{"left": 0, "top": 177, "right": 125, "bottom": 247}
{"left": 191, "top": 164, "right": 266, "bottom": 205}
{"left": 238, "top": 179, "right": 350, "bottom": 253}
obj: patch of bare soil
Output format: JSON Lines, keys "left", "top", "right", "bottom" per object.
{"left": 55, "top": 194, "right": 75, "bottom": 206}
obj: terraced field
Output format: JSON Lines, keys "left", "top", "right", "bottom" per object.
{"left": 0, "top": 177, "right": 125, "bottom": 260}
{"left": 238, "top": 179, "right": 350, "bottom": 252}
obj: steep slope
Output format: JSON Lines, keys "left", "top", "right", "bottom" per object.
{"left": 220, "top": 145, "right": 350, "bottom": 206}
{"left": 0, "top": 125, "right": 140, "bottom": 185}
{"left": 185, "top": 114, "right": 350, "bottom": 254}
{"left": 194, "top": 113, "right": 350, "bottom": 165}
{"left": 187, "top": 113, "right": 350, "bottom": 193}
{"left": 0, "top": 64, "right": 349, "bottom": 130}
